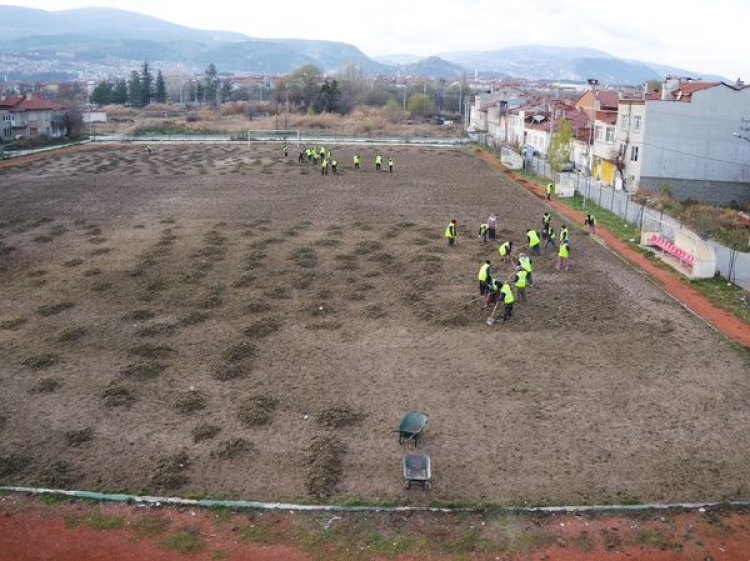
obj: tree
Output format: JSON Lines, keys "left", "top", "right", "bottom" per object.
{"left": 154, "top": 70, "right": 167, "bottom": 103}
{"left": 195, "top": 82, "right": 205, "bottom": 105}
{"left": 56, "top": 82, "right": 87, "bottom": 105}
{"left": 90, "top": 81, "right": 112, "bottom": 105}
{"left": 291, "top": 64, "right": 322, "bottom": 110}
{"left": 317, "top": 79, "right": 341, "bottom": 113}
{"left": 111, "top": 79, "right": 128, "bottom": 104}
{"left": 204, "top": 63, "right": 218, "bottom": 106}
{"left": 140, "top": 61, "right": 153, "bottom": 106}
{"left": 220, "top": 80, "right": 232, "bottom": 104}
{"left": 61, "top": 108, "right": 84, "bottom": 139}
{"left": 406, "top": 93, "right": 434, "bottom": 119}
{"left": 127, "top": 71, "right": 142, "bottom": 106}
{"left": 609, "top": 142, "right": 629, "bottom": 191}
{"left": 548, "top": 116, "right": 574, "bottom": 173}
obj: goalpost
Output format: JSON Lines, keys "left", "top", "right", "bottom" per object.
{"left": 244, "top": 130, "right": 301, "bottom": 147}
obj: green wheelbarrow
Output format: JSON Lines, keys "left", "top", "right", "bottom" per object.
{"left": 395, "top": 411, "right": 428, "bottom": 447}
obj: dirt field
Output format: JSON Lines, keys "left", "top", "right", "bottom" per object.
{"left": 1, "top": 143, "right": 749, "bottom": 505}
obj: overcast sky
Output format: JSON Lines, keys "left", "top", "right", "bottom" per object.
{"left": 6, "top": 0, "right": 747, "bottom": 79}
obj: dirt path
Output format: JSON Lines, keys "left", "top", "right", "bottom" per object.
{"left": 476, "top": 150, "right": 750, "bottom": 348}
{"left": 2, "top": 494, "right": 750, "bottom": 561}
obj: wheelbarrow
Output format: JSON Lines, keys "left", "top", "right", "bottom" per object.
{"left": 395, "top": 411, "right": 428, "bottom": 447}
{"left": 403, "top": 454, "right": 431, "bottom": 490}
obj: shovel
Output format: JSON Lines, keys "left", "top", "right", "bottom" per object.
{"left": 486, "top": 301, "right": 500, "bottom": 325}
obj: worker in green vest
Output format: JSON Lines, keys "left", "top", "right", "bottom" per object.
{"left": 513, "top": 267, "right": 529, "bottom": 302}
{"left": 500, "top": 281, "right": 515, "bottom": 321}
{"left": 477, "top": 260, "right": 492, "bottom": 296}
{"left": 321, "top": 158, "right": 328, "bottom": 175}
{"left": 556, "top": 240, "right": 571, "bottom": 271}
{"left": 444, "top": 219, "right": 457, "bottom": 246}
{"left": 478, "top": 223, "right": 489, "bottom": 242}
{"left": 546, "top": 182, "right": 554, "bottom": 200}
{"left": 516, "top": 252, "right": 535, "bottom": 286}
{"left": 497, "top": 240, "right": 513, "bottom": 265}
{"left": 559, "top": 224, "right": 569, "bottom": 243}
{"left": 283, "top": 144, "right": 288, "bottom": 157}
{"left": 353, "top": 154, "right": 361, "bottom": 170}
{"left": 375, "top": 154, "right": 383, "bottom": 171}
{"left": 526, "top": 228, "right": 541, "bottom": 256}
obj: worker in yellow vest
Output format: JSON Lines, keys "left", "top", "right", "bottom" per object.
{"left": 556, "top": 240, "right": 571, "bottom": 271}
{"left": 478, "top": 223, "right": 489, "bottom": 242}
{"left": 546, "top": 182, "right": 554, "bottom": 200}
{"left": 477, "top": 260, "right": 492, "bottom": 296}
{"left": 516, "top": 253, "right": 535, "bottom": 286}
{"left": 388, "top": 157, "right": 394, "bottom": 173}
{"left": 497, "top": 240, "right": 513, "bottom": 265}
{"left": 375, "top": 154, "right": 383, "bottom": 171}
{"left": 585, "top": 214, "right": 597, "bottom": 235}
{"left": 542, "top": 211, "right": 551, "bottom": 229}
{"left": 331, "top": 159, "right": 338, "bottom": 174}
{"left": 559, "top": 224, "right": 569, "bottom": 243}
{"left": 321, "top": 158, "right": 329, "bottom": 175}
{"left": 513, "top": 267, "right": 529, "bottom": 302}
{"left": 526, "top": 228, "right": 541, "bottom": 256}
{"left": 500, "top": 281, "right": 515, "bottom": 321}
{"left": 353, "top": 154, "right": 361, "bottom": 170}
{"left": 444, "top": 219, "right": 457, "bottom": 246}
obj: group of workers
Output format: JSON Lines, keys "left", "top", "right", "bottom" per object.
{"left": 285, "top": 144, "right": 394, "bottom": 174}
{"left": 444, "top": 190, "right": 592, "bottom": 324}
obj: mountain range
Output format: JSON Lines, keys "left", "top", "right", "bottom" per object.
{"left": 0, "top": 5, "right": 722, "bottom": 84}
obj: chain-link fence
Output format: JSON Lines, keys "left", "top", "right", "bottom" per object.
{"left": 505, "top": 147, "right": 750, "bottom": 289}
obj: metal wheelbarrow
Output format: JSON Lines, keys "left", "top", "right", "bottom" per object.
{"left": 395, "top": 411, "right": 428, "bottom": 447}
{"left": 403, "top": 454, "right": 431, "bottom": 490}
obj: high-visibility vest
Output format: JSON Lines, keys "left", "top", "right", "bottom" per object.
{"left": 514, "top": 269, "right": 528, "bottom": 288}
{"left": 546, "top": 183, "right": 553, "bottom": 194}
{"left": 375, "top": 156, "right": 382, "bottom": 164}
{"left": 322, "top": 159, "right": 328, "bottom": 168}
{"left": 487, "top": 279, "right": 499, "bottom": 293}
{"left": 559, "top": 243, "right": 569, "bottom": 258}
{"left": 479, "top": 224, "right": 489, "bottom": 235}
{"left": 527, "top": 229, "right": 540, "bottom": 247}
{"left": 478, "top": 263, "right": 490, "bottom": 282}
{"left": 444, "top": 223, "right": 455, "bottom": 239}
{"left": 354, "top": 155, "right": 360, "bottom": 164}
{"left": 501, "top": 283, "right": 515, "bottom": 304}
{"left": 543, "top": 213, "right": 551, "bottom": 225}
{"left": 519, "top": 256, "right": 532, "bottom": 272}
{"left": 332, "top": 160, "right": 337, "bottom": 167}
{"left": 498, "top": 242, "right": 511, "bottom": 256}
{"left": 560, "top": 227, "right": 569, "bottom": 242}
{"left": 389, "top": 159, "right": 393, "bottom": 166}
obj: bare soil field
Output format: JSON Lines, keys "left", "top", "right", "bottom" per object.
{"left": 0, "top": 143, "right": 748, "bottom": 505}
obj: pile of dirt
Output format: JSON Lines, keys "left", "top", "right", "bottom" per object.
{"left": 305, "top": 436, "right": 346, "bottom": 497}
{"left": 316, "top": 404, "right": 367, "bottom": 429}
{"left": 237, "top": 395, "right": 279, "bottom": 427}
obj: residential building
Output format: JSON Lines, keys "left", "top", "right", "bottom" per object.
{"left": 591, "top": 110, "right": 618, "bottom": 185}
{"left": 0, "top": 95, "right": 68, "bottom": 142}
{"left": 617, "top": 79, "right": 750, "bottom": 203}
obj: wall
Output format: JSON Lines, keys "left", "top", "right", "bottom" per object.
{"left": 640, "top": 176, "right": 750, "bottom": 205}
{"left": 641, "top": 86, "right": 750, "bottom": 196}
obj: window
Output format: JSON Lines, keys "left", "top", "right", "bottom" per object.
{"left": 2, "top": 114, "right": 10, "bottom": 121}
{"left": 605, "top": 128, "right": 615, "bottom": 142}
{"left": 630, "top": 146, "right": 639, "bottom": 162}
{"left": 620, "top": 114, "right": 629, "bottom": 130}
{"left": 633, "top": 115, "right": 641, "bottom": 131}
{"left": 3, "top": 128, "right": 11, "bottom": 137}
{"left": 595, "top": 125, "right": 604, "bottom": 141}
